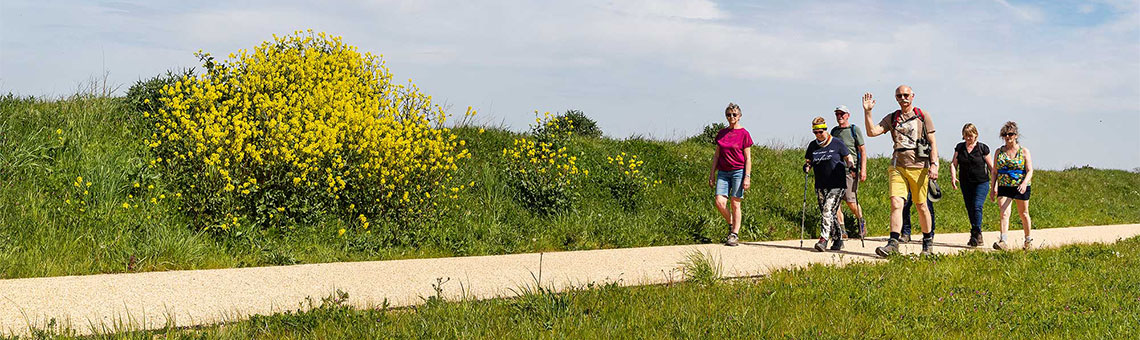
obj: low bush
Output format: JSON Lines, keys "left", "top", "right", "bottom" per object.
{"left": 141, "top": 30, "right": 470, "bottom": 234}
{"left": 600, "top": 152, "right": 659, "bottom": 211}
{"left": 501, "top": 112, "right": 587, "bottom": 215}
{"left": 547, "top": 110, "right": 602, "bottom": 138}
{"left": 687, "top": 122, "right": 727, "bottom": 144}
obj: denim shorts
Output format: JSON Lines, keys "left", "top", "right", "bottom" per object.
{"left": 715, "top": 169, "right": 745, "bottom": 199}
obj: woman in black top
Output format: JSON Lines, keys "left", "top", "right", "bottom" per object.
{"left": 804, "top": 117, "right": 855, "bottom": 252}
{"left": 949, "top": 123, "right": 995, "bottom": 247}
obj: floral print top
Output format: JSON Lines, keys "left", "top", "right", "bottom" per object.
{"left": 995, "top": 146, "right": 1026, "bottom": 187}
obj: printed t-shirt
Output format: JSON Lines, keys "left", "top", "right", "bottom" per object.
{"left": 876, "top": 109, "right": 936, "bottom": 168}
{"left": 805, "top": 138, "right": 850, "bottom": 189}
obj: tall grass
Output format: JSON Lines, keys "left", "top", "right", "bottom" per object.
{"left": 2, "top": 94, "right": 1139, "bottom": 279}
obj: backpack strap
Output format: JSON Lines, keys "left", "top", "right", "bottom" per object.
{"left": 850, "top": 124, "right": 862, "bottom": 167}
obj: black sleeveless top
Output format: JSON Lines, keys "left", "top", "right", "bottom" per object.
{"left": 955, "top": 142, "right": 990, "bottom": 185}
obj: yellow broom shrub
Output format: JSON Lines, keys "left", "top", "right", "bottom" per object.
{"left": 147, "top": 30, "right": 470, "bottom": 232}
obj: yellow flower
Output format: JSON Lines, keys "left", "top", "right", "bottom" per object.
{"left": 122, "top": 202, "right": 130, "bottom": 209}
{"left": 338, "top": 228, "right": 346, "bottom": 236}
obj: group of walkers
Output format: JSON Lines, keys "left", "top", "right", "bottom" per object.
{"left": 709, "top": 85, "right": 1035, "bottom": 257}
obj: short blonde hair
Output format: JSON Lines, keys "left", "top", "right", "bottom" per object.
{"left": 1000, "top": 121, "right": 1019, "bottom": 141}
{"left": 725, "top": 102, "right": 741, "bottom": 114}
{"left": 962, "top": 123, "right": 978, "bottom": 139}
{"left": 812, "top": 116, "right": 826, "bottom": 126}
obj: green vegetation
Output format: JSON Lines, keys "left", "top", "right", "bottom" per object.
{"left": 34, "top": 237, "right": 1140, "bottom": 338}
{"left": 2, "top": 93, "right": 1139, "bottom": 280}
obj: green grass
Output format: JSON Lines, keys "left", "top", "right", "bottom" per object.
{"left": 29, "top": 236, "right": 1140, "bottom": 339}
{"left": 2, "top": 94, "right": 1139, "bottom": 279}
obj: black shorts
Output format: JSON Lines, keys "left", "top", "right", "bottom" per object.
{"left": 997, "top": 185, "right": 1031, "bottom": 201}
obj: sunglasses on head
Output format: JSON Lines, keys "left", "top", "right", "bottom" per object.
{"left": 725, "top": 113, "right": 740, "bottom": 117}
{"left": 895, "top": 93, "right": 913, "bottom": 99}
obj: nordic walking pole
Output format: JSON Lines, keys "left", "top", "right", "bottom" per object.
{"left": 854, "top": 168, "right": 864, "bottom": 248}
{"left": 800, "top": 167, "right": 809, "bottom": 248}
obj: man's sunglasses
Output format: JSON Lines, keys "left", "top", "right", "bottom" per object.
{"left": 895, "top": 93, "right": 913, "bottom": 99}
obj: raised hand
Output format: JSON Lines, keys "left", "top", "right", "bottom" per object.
{"left": 862, "top": 92, "right": 875, "bottom": 112}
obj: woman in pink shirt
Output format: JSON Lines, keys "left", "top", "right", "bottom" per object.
{"left": 707, "top": 103, "right": 754, "bottom": 246}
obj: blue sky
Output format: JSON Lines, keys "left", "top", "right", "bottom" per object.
{"left": 2, "top": 0, "right": 1138, "bottom": 170}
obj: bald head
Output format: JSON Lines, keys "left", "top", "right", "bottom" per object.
{"left": 894, "top": 85, "right": 914, "bottom": 109}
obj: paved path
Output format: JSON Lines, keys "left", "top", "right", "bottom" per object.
{"left": 2, "top": 224, "right": 1138, "bottom": 336}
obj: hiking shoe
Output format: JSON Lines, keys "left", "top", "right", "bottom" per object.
{"left": 967, "top": 232, "right": 982, "bottom": 248}
{"left": 829, "top": 238, "right": 844, "bottom": 251}
{"left": 1024, "top": 237, "right": 1033, "bottom": 250}
{"left": 813, "top": 238, "right": 828, "bottom": 252}
{"left": 725, "top": 233, "right": 739, "bottom": 247}
{"left": 993, "top": 240, "right": 1009, "bottom": 251}
{"left": 857, "top": 218, "right": 867, "bottom": 239}
{"left": 875, "top": 238, "right": 900, "bottom": 257}
{"left": 900, "top": 233, "right": 912, "bottom": 244}
{"left": 841, "top": 228, "right": 849, "bottom": 240}
{"left": 921, "top": 237, "right": 933, "bottom": 255}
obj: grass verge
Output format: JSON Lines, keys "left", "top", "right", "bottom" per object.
{"left": 26, "top": 237, "right": 1139, "bottom": 339}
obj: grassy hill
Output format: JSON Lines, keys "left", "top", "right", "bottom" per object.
{"left": 2, "top": 94, "right": 1139, "bottom": 279}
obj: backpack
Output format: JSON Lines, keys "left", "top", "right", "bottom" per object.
{"left": 838, "top": 124, "right": 862, "bottom": 167}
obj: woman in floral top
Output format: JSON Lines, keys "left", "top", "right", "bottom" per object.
{"left": 990, "top": 121, "right": 1034, "bottom": 250}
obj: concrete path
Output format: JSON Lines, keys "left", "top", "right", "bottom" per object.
{"left": 2, "top": 224, "right": 1138, "bottom": 336}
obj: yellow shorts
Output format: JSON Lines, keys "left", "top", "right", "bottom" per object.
{"left": 888, "top": 166, "right": 929, "bottom": 204}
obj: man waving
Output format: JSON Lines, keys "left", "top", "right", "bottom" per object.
{"left": 863, "top": 85, "right": 940, "bottom": 256}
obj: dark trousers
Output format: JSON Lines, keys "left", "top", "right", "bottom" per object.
{"left": 901, "top": 192, "right": 935, "bottom": 236}
{"left": 961, "top": 181, "right": 989, "bottom": 234}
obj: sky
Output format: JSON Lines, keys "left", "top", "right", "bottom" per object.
{"left": 2, "top": 0, "right": 1138, "bottom": 170}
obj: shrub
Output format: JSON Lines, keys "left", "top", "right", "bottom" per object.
{"left": 601, "top": 152, "right": 659, "bottom": 211}
{"left": 544, "top": 110, "right": 602, "bottom": 138}
{"left": 125, "top": 69, "right": 193, "bottom": 133}
{"left": 502, "top": 112, "right": 586, "bottom": 215}
{"left": 687, "top": 122, "right": 727, "bottom": 144}
{"left": 144, "top": 30, "right": 470, "bottom": 234}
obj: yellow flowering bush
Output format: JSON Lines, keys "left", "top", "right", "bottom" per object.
{"left": 501, "top": 112, "right": 586, "bottom": 215}
{"left": 602, "top": 152, "right": 660, "bottom": 211}
{"left": 145, "top": 30, "right": 469, "bottom": 232}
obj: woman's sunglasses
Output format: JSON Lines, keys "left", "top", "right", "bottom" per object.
{"left": 812, "top": 130, "right": 826, "bottom": 134}
{"left": 725, "top": 113, "right": 741, "bottom": 117}
{"left": 1001, "top": 133, "right": 1017, "bottom": 137}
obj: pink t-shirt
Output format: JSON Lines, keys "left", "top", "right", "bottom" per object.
{"left": 715, "top": 128, "right": 754, "bottom": 171}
